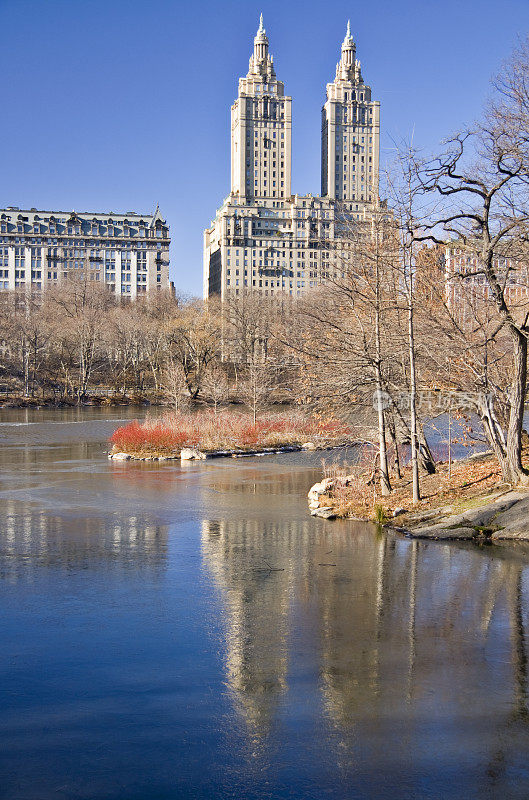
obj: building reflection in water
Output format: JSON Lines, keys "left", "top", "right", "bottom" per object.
{"left": 0, "top": 499, "right": 168, "bottom": 582}
{"left": 201, "top": 487, "right": 529, "bottom": 784}
{"left": 202, "top": 517, "right": 293, "bottom": 740}
{"left": 199, "top": 460, "right": 327, "bottom": 742}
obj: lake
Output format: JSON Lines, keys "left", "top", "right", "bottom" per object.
{"left": 1, "top": 407, "right": 529, "bottom": 799}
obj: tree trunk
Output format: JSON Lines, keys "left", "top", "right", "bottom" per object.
{"left": 387, "top": 414, "right": 402, "bottom": 479}
{"left": 22, "top": 335, "right": 30, "bottom": 397}
{"left": 505, "top": 329, "right": 528, "bottom": 485}
{"left": 417, "top": 428, "right": 436, "bottom": 475}
{"left": 375, "top": 375, "right": 391, "bottom": 495}
{"left": 408, "top": 300, "right": 420, "bottom": 502}
{"left": 374, "top": 259, "right": 391, "bottom": 496}
{"left": 477, "top": 392, "right": 507, "bottom": 467}
{"left": 150, "top": 361, "right": 159, "bottom": 391}
{"left": 475, "top": 329, "right": 528, "bottom": 485}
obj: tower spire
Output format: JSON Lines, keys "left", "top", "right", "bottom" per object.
{"left": 337, "top": 21, "right": 356, "bottom": 80}
{"left": 250, "top": 12, "right": 274, "bottom": 77}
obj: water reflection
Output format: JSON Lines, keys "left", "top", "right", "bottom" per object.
{"left": 201, "top": 498, "right": 529, "bottom": 793}
{"left": 3, "top": 411, "right": 529, "bottom": 798}
{"left": 510, "top": 566, "right": 529, "bottom": 721}
{"left": 0, "top": 501, "right": 168, "bottom": 581}
{"left": 202, "top": 518, "right": 291, "bottom": 739}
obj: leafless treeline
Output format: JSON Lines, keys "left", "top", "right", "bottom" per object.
{"left": 0, "top": 282, "right": 298, "bottom": 412}
{"left": 0, "top": 284, "right": 168, "bottom": 400}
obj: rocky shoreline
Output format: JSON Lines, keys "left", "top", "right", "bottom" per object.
{"left": 109, "top": 441, "right": 349, "bottom": 462}
{"left": 388, "top": 489, "right": 529, "bottom": 541}
{"left": 307, "top": 451, "right": 529, "bottom": 541}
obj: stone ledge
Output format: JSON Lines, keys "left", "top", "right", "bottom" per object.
{"left": 109, "top": 442, "right": 352, "bottom": 462}
{"left": 399, "top": 489, "right": 529, "bottom": 541}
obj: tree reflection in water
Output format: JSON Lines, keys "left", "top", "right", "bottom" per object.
{"left": 201, "top": 507, "right": 529, "bottom": 792}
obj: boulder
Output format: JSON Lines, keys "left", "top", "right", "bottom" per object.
{"left": 308, "top": 476, "right": 351, "bottom": 512}
{"left": 308, "top": 481, "right": 324, "bottom": 501}
{"left": 180, "top": 448, "right": 207, "bottom": 461}
{"left": 392, "top": 507, "right": 407, "bottom": 517}
{"left": 311, "top": 506, "right": 337, "bottom": 519}
{"left": 308, "top": 477, "right": 334, "bottom": 498}
{"left": 109, "top": 452, "right": 130, "bottom": 461}
{"left": 301, "top": 442, "right": 317, "bottom": 450}
{"left": 411, "top": 525, "right": 479, "bottom": 540}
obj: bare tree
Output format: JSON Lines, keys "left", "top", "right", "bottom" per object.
{"left": 164, "top": 299, "right": 222, "bottom": 400}
{"left": 162, "top": 359, "right": 191, "bottom": 412}
{"left": 416, "top": 113, "right": 529, "bottom": 483}
{"left": 202, "top": 362, "right": 231, "bottom": 413}
{"left": 384, "top": 144, "right": 435, "bottom": 501}
{"left": 239, "top": 360, "right": 275, "bottom": 424}
{"left": 47, "top": 278, "right": 114, "bottom": 401}
{"left": 291, "top": 208, "right": 398, "bottom": 495}
{"left": 222, "top": 290, "right": 275, "bottom": 364}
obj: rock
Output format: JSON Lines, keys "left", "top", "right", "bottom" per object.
{"left": 307, "top": 481, "right": 324, "bottom": 501}
{"left": 407, "top": 491, "right": 529, "bottom": 540}
{"left": 485, "top": 492, "right": 529, "bottom": 538}
{"left": 311, "top": 506, "right": 337, "bottom": 519}
{"left": 392, "top": 507, "right": 407, "bottom": 517}
{"left": 492, "top": 529, "right": 529, "bottom": 540}
{"left": 308, "top": 477, "right": 334, "bottom": 497}
{"left": 180, "top": 448, "right": 207, "bottom": 461}
{"left": 464, "top": 450, "right": 493, "bottom": 462}
{"left": 301, "top": 442, "right": 317, "bottom": 450}
{"left": 405, "top": 509, "right": 445, "bottom": 523}
{"left": 308, "top": 476, "right": 351, "bottom": 514}
{"left": 109, "top": 452, "right": 130, "bottom": 461}
{"left": 410, "top": 525, "right": 478, "bottom": 540}
{"left": 308, "top": 479, "right": 335, "bottom": 506}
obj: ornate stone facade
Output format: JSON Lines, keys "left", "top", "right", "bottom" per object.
{"left": 321, "top": 21, "right": 380, "bottom": 203}
{"left": 204, "top": 19, "right": 380, "bottom": 300}
{"left": 0, "top": 206, "right": 170, "bottom": 296}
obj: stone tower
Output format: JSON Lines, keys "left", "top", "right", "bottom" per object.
{"left": 204, "top": 20, "right": 382, "bottom": 300}
{"left": 230, "top": 15, "right": 292, "bottom": 201}
{"left": 321, "top": 22, "right": 380, "bottom": 205}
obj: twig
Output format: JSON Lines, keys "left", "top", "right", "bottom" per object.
{"left": 252, "top": 559, "right": 285, "bottom": 573}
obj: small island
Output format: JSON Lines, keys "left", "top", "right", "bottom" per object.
{"left": 108, "top": 411, "right": 354, "bottom": 461}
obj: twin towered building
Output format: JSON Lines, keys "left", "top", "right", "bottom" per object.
{"left": 204, "top": 17, "right": 380, "bottom": 299}
{"left": 0, "top": 19, "right": 377, "bottom": 300}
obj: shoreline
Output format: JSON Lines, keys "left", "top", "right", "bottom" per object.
{"left": 308, "top": 449, "right": 529, "bottom": 541}
{"left": 109, "top": 441, "right": 352, "bottom": 461}
{"left": 0, "top": 396, "right": 158, "bottom": 409}
{"left": 389, "top": 487, "right": 529, "bottom": 541}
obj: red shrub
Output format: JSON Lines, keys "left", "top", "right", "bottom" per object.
{"left": 109, "top": 411, "right": 353, "bottom": 456}
{"left": 110, "top": 420, "right": 187, "bottom": 454}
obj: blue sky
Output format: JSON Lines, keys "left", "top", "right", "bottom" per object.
{"left": 1, "top": 0, "right": 528, "bottom": 296}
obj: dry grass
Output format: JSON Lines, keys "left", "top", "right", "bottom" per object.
{"left": 110, "top": 410, "right": 352, "bottom": 457}
{"left": 318, "top": 450, "right": 515, "bottom": 521}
